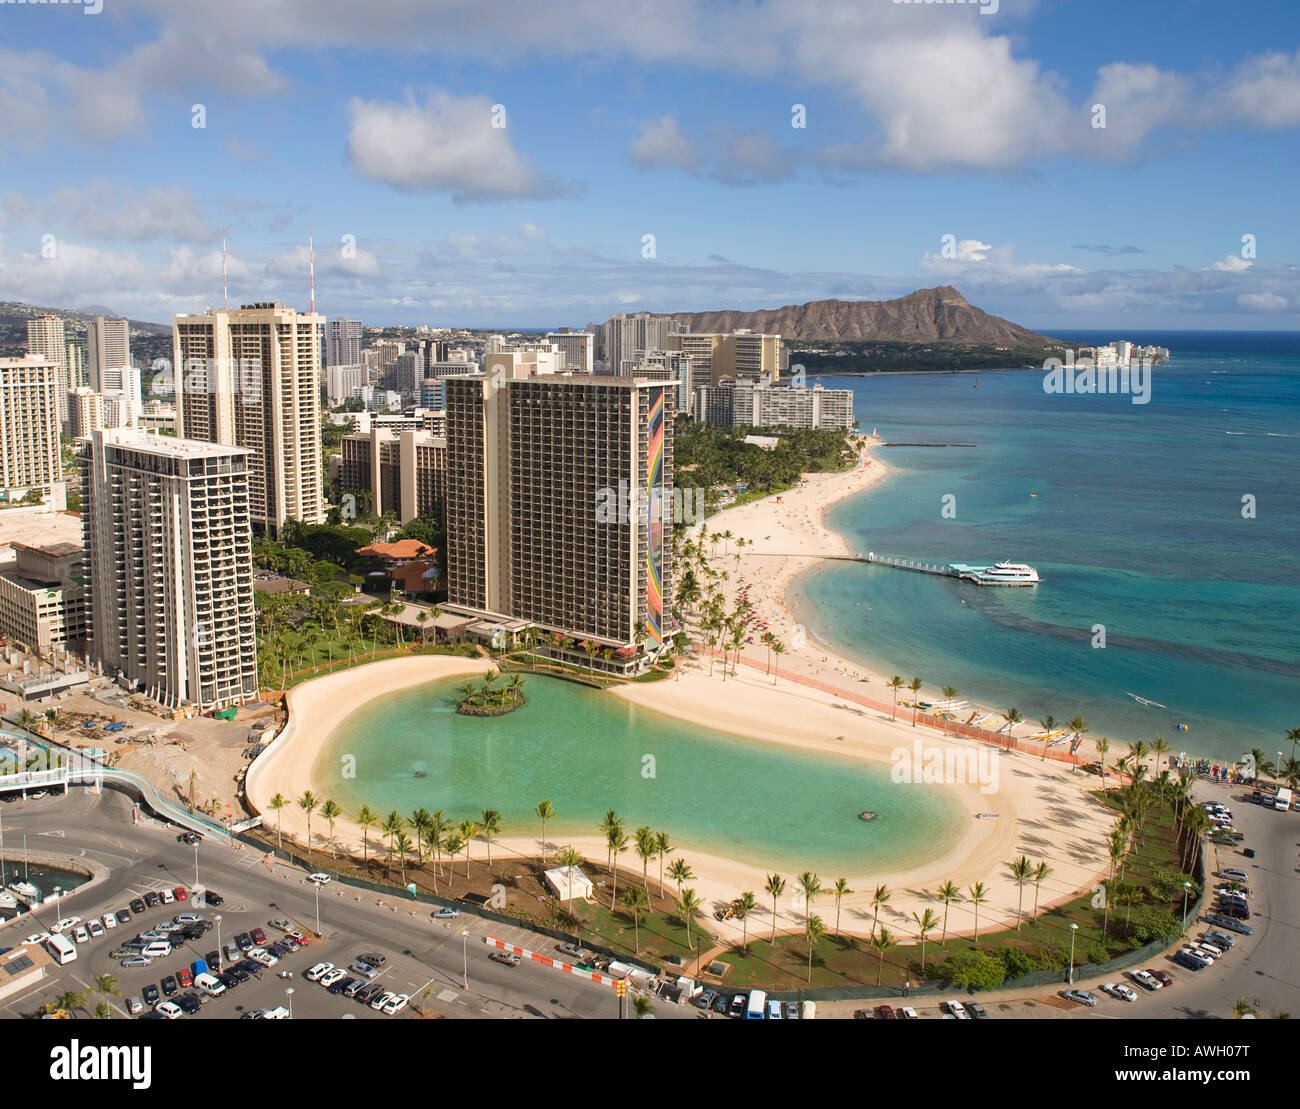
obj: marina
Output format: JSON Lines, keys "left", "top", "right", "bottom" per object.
{"left": 865, "top": 553, "right": 1041, "bottom": 585}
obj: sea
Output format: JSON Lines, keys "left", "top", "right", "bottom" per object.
{"left": 791, "top": 331, "right": 1300, "bottom": 765}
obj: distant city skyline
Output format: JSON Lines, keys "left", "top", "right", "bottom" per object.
{"left": 1, "top": 0, "right": 1298, "bottom": 329}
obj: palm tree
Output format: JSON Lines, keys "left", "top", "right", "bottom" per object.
{"left": 457, "top": 820, "right": 478, "bottom": 877}
{"left": 420, "top": 824, "right": 443, "bottom": 892}
{"left": 268, "top": 793, "right": 287, "bottom": 849}
{"left": 599, "top": 810, "right": 622, "bottom": 873}
{"left": 912, "top": 909, "right": 939, "bottom": 974}
{"left": 297, "top": 790, "right": 318, "bottom": 851}
{"left": 1038, "top": 715, "right": 1057, "bottom": 760}
{"left": 555, "top": 845, "right": 583, "bottom": 913}
{"left": 409, "top": 808, "right": 432, "bottom": 865}
{"left": 770, "top": 639, "right": 786, "bottom": 685}
{"left": 1006, "top": 854, "right": 1033, "bottom": 930}
{"left": 887, "top": 676, "right": 904, "bottom": 721}
{"left": 654, "top": 831, "right": 673, "bottom": 898}
{"left": 934, "top": 880, "right": 963, "bottom": 945}
{"left": 429, "top": 809, "right": 450, "bottom": 877}
{"left": 798, "top": 871, "right": 822, "bottom": 922}
{"left": 357, "top": 805, "right": 378, "bottom": 867}
{"left": 1095, "top": 737, "right": 1110, "bottom": 786}
{"left": 677, "top": 888, "right": 703, "bottom": 952}
{"left": 735, "top": 891, "right": 757, "bottom": 955}
{"left": 607, "top": 825, "right": 629, "bottom": 909}
{"left": 620, "top": 885, "right": 650, "bottom": 954}
{"left": 393, "top": 830, "right": 413, "bottom": 885}
{"left": 93, "top": 975, "right": 120, "bottom": 1008}
{"left": 942, "top": 685, "right": 959, "bottom": 702}
{"left": 1031, "top": 860, "right": 1053, "bottom": 919}
{"left": 967, "top": 882, "right": 989, "bottom": 944}
{"left": 319, "top": 800, "right": 342, "bottom": 857}
{"left": 634, "top": 825, "right": 656, "bottom": 890}
{"left": 765, "top": 873, "right": 786, "bottom": 942}
{"left": 872, "top": 927, "right": 897, "bottom": 985}
{"left": 535, "top": 800, "right": 555, "bottom": 866}
{"left": 667, "top": 858, "right": 694, "bottom": 902}
{"left": 804, "top": 913, "right": 826, "bottom": 983}
{"left": 1232, "top": 998, "right": 1258, "bottom": 1020}
{"left": 831, "top": 878, "right": 853, "bottom": 937}
{"left": 479, "top": 809, "right": 502, "bottom": 867}
{"left": 1003, "top": 707, "right": 1023, "bottom": 748}
{"left": 869, "top": 883, "right": 890, "bottom": 940}
{"left": 908, "top": 677, "right": 923, "bottom": 725}
{"left": 382, "top": 811, "right": 405, "bottom": 868}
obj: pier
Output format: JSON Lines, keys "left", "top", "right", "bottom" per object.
{"left": 880, "top": 442, "right": 976, "bottom": 448}
{"left": 863, "top": 552, "right": 958, "bottom": 577}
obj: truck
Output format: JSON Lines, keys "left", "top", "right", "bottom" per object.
{"left": 1275, "top": 787, "right": 1292, "bottom": 812}
{"left": 44, "top": 933, "right": 77, "bottom": 965}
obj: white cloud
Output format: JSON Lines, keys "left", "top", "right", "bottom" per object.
{"left": 44, "top": 183, "right": 216, "bottom": 243}
{"left": 1211, "top": 255, "right": 1252, "bottom": 273}
{"left": 1236, "top": 291, "right": 1289, "bottom": 311}
{"left": 628, "top": 116, "right": 702, "bottom": 172}
{"left": 345, "top": 90, "right": 578, "bottom": 202}
{"left": 1212, "top": 50, "right": 1300, "bottom": 129}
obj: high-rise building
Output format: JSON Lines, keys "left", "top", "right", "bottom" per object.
{"left": 82, "top": 428, "right": 257, "bottom": 711}
{"left": 445, "top": 369, "right": 673, "bottom": 655}
{"left": 26, "top": 315, "right": 69, "bottom": 427}
{"left": 325, "top": 317, "right": 363, "bottom": 367}
{"left": 600, "top": 313, "right": 676, "bottom": 375}
{"left": 341, "top": 427, "right": 447, "bottom": 524}
{"left": 395, "top": 351, "right": 424, "bottom": 395}
{"left": 694, "top": 381, "right": 854, "bottom": 430}
{"left": 0, "top": 541, "right": 88, "bottom": 653}
{"left": 85, "top": 317, "right": 131, "bottom": 392}
{"left": 667, "top": 329, "right": 781, "bottom": 385}
{"left": 172, "top": 302, "right": 326, "bottom": 535}
{"left": 0, "top": 356, "right": 62, "bottom": 495}
{"left": 545, "top": 331, "right": 595, "bottom": 373}
{"left": 67, "top": 387, "right": 105, "bottom": 439}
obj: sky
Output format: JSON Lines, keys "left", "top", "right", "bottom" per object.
{"left": 2, "top": 0, "right": 1300, "bottom": 331}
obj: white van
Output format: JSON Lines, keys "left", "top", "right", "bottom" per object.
{"left": 194, "top": 972, "right": 226, "bottom": 997}
{"left": 141, "top": 940, "right": 173, "bottom": 959}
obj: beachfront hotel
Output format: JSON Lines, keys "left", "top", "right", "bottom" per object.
{"left": 443, "top": 365, "right": 674, "bottom": 667}
{"left": 172, "top": 302, "right": 326, "bottom": 536}
{"left": 695, "top": 380, "right": 855, "bottom": 431}
{"left": 82, "top": 428, "right": 258, "bottom": 712}
{"left": 0, "top": 355, "right": 63, "bottom": 500}
{"left": 340, "top": 425, "right": 448, "bottom": 525}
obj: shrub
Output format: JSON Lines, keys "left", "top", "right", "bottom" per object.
{"left": 1126, "top": 906, "right": 1182, "bottom": 945}
{"left": 939, "top": 950, "right": 1006, "bottom": 992}
{"left": 994, "top": 946, "right": 1039, "bottom": 979}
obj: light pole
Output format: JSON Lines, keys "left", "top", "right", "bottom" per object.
{"left": 285, "top": 986, "right": 294, "bottom": 1019}
{"left": 314, "top": 880, "right": 321, "bottom": 936}
{"left": 1181, "top": 881, "right": 1192, "bottom": 932}
{"left": 461, "top": 929, "right": 470, "bottom": 990}
{"left": 1067, "top": 922, "right": 1079, "bottom": 985}
{"left": 215, "top": 915, "right": 222, "bottom": 969}
{"left": 54, "top": 885, "right": 62, "bottom": 925}
{"left": 193, "top": 840, "right": 200, "bottom": 889}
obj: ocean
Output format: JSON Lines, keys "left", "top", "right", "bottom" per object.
{"left": 791, "top": 331, "right": 1300, "bottom": 765}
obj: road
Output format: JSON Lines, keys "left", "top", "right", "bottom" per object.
{"left": 0, "top": 787, "right": 694, "bottom": 1020}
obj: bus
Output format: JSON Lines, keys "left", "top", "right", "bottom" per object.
{"left": 745, "top": 989, "right": 767, "bottom": 1019}
{"left": 44, "top": 933, "right": 77, "bottom": 965}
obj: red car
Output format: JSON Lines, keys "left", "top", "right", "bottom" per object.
{"left": 250, "top": 928, "right": 266, "bottom": 946}
{"left": 177, "top": 967, "right": 193, "bottom": 988}
{"left": 1149, "top": 969, "right": 1174, "bottom": 988}
{"left": 874, "top": 1005, "right": 896, "bottom": 1019}
{"left": 173, "top": 887, "right": 188, "bottom": 901}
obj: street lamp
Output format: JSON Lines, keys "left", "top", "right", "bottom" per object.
{"left": 313, "top": 880, "right": 321, "bottom": 936}
{"left": 285, "top": 986, "right": 294, "bottom": 1019}
{"left": 193, "top": 840, "right": 200, "bottom": 889}
{"left": 1181, "top": 881, "right": 1192, "bottom": 931}
{"left": 53, "top": 885, "right": 62, "bottom": 925}
{"left": 461, "top": 929, "right": 470, "bottom": 990}
{"left": 1067, "top": 922, "right": 1079, "bottom": 986}
{"left": 215, "top": 915, "right": 223, "bottom": 968}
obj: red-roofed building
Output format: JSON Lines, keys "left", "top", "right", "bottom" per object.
{"left": 355, "top": 539, "right": 436, "bottom": 561}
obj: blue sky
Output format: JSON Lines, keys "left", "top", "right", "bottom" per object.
{"left": 2, "top": 0, "right": 1300, "bottom": 330}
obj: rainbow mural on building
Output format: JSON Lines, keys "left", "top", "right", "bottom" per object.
{"left": 645, "top": 390, "right": 666, "bottom": 645}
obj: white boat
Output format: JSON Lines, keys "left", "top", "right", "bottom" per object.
{"left": 971, "top": 561, "right": 1040, "bottom": 586}
{"left": 7, "top": 881, "right": 39, "bottom": 899}
{"left": 0, "top": 890, "right": 16, "bottom": 909}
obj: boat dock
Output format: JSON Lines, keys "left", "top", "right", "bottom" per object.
{"left": 864, "top": 553, "right": 958, "bottom": 577}
{"left": 880, "top": 442, "right": 977, "bottom": 448}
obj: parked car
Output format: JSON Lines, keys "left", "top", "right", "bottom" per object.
{"left": 172, "top": 888, "right": 188, "bottom": 901}
{"left": 382, "top": 993, "right": 409, "bottom": 1015}
{"left": 174, "top": 912, "right": 202, "bottom": 924}
{"left": 557, "top": 942, "right": 590, "bottom": 960}
{"left": 223, "top": 943, "right": 240, "bottom": 964}
{"left": 341, "top": 978, "right": 366, "bottom": 998}
{"left": 73, "top": 926, "right": 90, "bottom": 944}
{"left": 115, "top": 910, "right": 132, "bottom": 925}
{"left": 261, "top": 1007, "right": 290, "bottom": 1019}
{"left": 1173, "top": 951, "right": 1206, "bottom": 971}
{"left": 1203, "top": 930, "right": 1236, "bottom": 949}
{"left": 267, "top": 942, "right": 292, "bottom": 959}
{"left": 101, "top": 913, "right": 117, "bottom": 930}
{"left": 194, "top": 972, "right": 227, "bottom": 997}
{"left": 160, "top": 889, "right": 175, "bottom": 905}
{"left": 160, "top": 975, "right": 178, "bottom": 997}
{"left": 125, "top": 996, "right": 143, "bottom": 1015}
{"left": 874, "top": 1004, "right": 896, "bottom": 1019}
{"left": 86, "top": 921, "right": 105, "bottom": 939}
{"left": 1061, "top": 989, "right": 1098, "bottom": 1007}
{"left": 141, "top": 941, "right": 173, "bottom": 959}
{"left": 432, "top": 908, "right": 460, "bottom": 920}
{"left": 355, "top": 984, "right": 384, "bottom": 1005}
{"left": 250, "top": 928, "right": 267, "bottom": 946}
{"left": 967, "top": 1002, "right": 989, "bottom": 1019}
{"left": 1204, "top": 913, "right": 1253, "bottom": 935}
{"left": 1149, "top": 970, "right": 1174, "bottom": 988}
{"left": 142, "top": 984, "right": 160, "bottom": 1005}
{"left": 358, "top": 952, "right": 387, "bottom": 967}
{"left": 728, "top": 994, "right": 746, "bottom": 1018}
{"left": 143, "top": 892, "right": 162, "bottom": 908}
{"left": 247, "top": 947, "right": 277, "bottom": 967}
{"left": 319, "top": 969, "right": 346, "bottom": 988}
{"left": 175, "top": 993, "right": 201, "bottom": 1015}
{"left": 306, "top": 961, "right": 335, "bottom": 981}
{"left": 898, "top": 1006, "right": 919, "bottom": 1019}
{"left": 154, "top": 1001, "right": 183, "bottom": 1019}
{"left": 202, "top": 891, "right": 223, "bottom": 907}
{"left": 121, "top": 956, "right": 153, "bottom": 969}
{"left": 328, "top": 976, "right": 358, "bottom": 995}
{"left": 370, "top": 990, "right": 397, "bottom": 1011}
{"left": 942, "top": 1000, "right": 969, "bottom": 1018}
{"left": 489, "top": 951, "right": 522, "bottom": 967}
{"left": 350, "top": 960, "right": 382, "bottom": 979}
{"left": 269, "top": 918, "right": 292, "bottom": 931}
{"left": 1102, "top": 982, "right": 1137, "bottom": 1002}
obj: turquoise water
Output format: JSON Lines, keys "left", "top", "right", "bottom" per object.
{"left": 794, "top": 332, "right": 1300, "bottom": 763}
{"left": 312, "top": 674, "right": 966, "bottom": 873}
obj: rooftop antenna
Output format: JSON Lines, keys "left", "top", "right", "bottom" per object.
{"left": 308, "top": 222, "right": 316, "bottom": 315}
{"left": 221, "top": 226, "right": 229, "bottom": 311}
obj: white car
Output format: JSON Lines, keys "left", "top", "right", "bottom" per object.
{"left": 261, "top": 1006, "right": 290, "bottom": 1019}
{"left": 22, "top": 933, "right": 50, "bottom": 946}
{"left": 381, "top": 993, "right": 409, "bottom": 1016}
{"left": 160, "top": 889, "right": 175, "bottom": 904}
{"left": 898, "top": 1006, "right": 919, "bottom": 1019}
{"left": 174, "top": 912, "right": 202, "bottom": 924}
{"left": 101, "top": 913, "right": 118, "bottom": 930}
{"left": 247, "top": 947, "right": 278, "bottom": 967}
{"left": 194, "top": 972, "right": 226, "bottom": 997}
{"left": 943, "top": 1000, "right": 969, "bottom": 1019}
{"left": 1102, "top": 982, "right": 1137, "bottom": 1002}
{"left": 308, "top": 873, "right": 331, "bottom": 885}
{"left": 52, "top": 917, "right": 81, "bottom": 934}
{"left": 318, "top": 969, "right": 346, "bottom": 988}
{"left": 370, "top": 990, "right": 397, "bottom": 1011}
{"left": 305, "top": 961, "right": 335, "bottom": 982}
{"left": 87, "top": 920, "right": 105, "bottom": 939}
{"left": 141, "top": 941, "right": 173, "bottom": 958}
{"left": 73, "top": 926, "right": 90, "bottom": 944}
{"left": 1129, "top": 969, "right": 1162, "bottom": 991}
{"left": 154, "top": 1001, "right": 184, "bottom": 1019}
